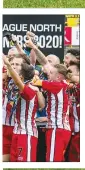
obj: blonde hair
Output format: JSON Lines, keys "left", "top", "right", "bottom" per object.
{"left": 54, "top": 64, "right": 68, "bottom": 78}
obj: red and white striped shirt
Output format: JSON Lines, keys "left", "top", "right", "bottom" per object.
{"left": 42, "top": 80, "right": 71, "bottom": 131}
{"left": 69, "top": 84, "right": 80, "bottom": 133}
{"left": 13, "top": 85, "right": 38, "bottom": 137}
{"left": 3, "top": 87, "right": 15, "bottom": 126}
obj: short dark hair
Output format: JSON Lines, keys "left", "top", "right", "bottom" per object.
{"left": 66, "top": 48, "right": 80, "bottom": 59}
{"left": 20, "top": 63, "right": 35, "bottom": 81}
{"left": 69, "top": 61, "right": 80, "bottom": 71}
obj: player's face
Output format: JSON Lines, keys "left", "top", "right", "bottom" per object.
{"left": 63, "top": 53, "right": 78, "bottom": 67}
{"left": 10, "top": 58, "right": 23, "bottom": 75}
{"left": 63, "top": 53, "right": 73, "bottom": 67}
{"left": 67, "top": 65, "right": 79, "bottom": 76}
{"left": 47, "top": 66, "right": 58, "bottom": 81}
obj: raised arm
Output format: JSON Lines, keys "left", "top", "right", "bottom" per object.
{"left": 3, "top": 54, "right": 24, "bottom": 92}
{"left": 11, "top": 34, "right": 25, "bottom": 55}
{"left": 25, "top": 37, "right": 48, "bottom": 66}
{"left": 12, "top": 33, "right": 37, "bottom": 66}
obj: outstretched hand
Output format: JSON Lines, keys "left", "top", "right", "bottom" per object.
{"left": 11, "top": 34, "right": 17, "bottom": 44}
{"left": 26, "top": 31, "right": 35, "bottom": 39}
{"left": 25, "top": 38, "right": 35, "bottom": 49}
{"left": 25, "top": 31, "right": 38, "bottom": 49}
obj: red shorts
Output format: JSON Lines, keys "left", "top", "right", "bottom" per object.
{"left": 68, "top": 132, "right": 80, "bottom": 162}
{"left": 10, "top": 133, "right": 38, "bottom": 162}
{"left": 46, "top": 128, "right": 71, "bottom": 162}
{"left": 3, "top": 125, "right": 14, "bottom": 155}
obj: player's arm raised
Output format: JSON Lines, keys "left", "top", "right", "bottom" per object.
{"left": 3, "top": 54, "right": 24, "bottom": 92}
{"left": 25, "top": 36, "right": 48, "bottom": 66}
{"left": 11, "top": 34, "right": 25, "bottom": 55}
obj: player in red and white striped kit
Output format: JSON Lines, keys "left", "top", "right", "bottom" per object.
{"left": 2, "top": 50, "right": 27, "bottom": 161}
{"left": 3, "top": 54, "right": 45, "bottom": 162}
{"left": 67, "top": 62, "right": 80, "bottom": 162}
{"left": 2, "top": 62, "right": 15, "bottom": 162}
{"left": 2, "top": 39, "right": 38, "bottom": 161}
{"left": 32, "top": 64, "right": 71, "bottom": 162}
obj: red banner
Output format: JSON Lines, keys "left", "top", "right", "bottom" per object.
{"left": 64, "top": 27, "right": 72, "bottom": 45}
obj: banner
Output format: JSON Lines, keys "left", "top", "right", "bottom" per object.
{"left": 64, "top": 27, "right": 72, "bottom": 45}
{"left": 64, "top": 26, "right": 79, "bottom": 46}
{"left": 65, "top": 14, "right": 80, "bottom": 27}
{"left": 72, "top": 26, "right": 79, "bottom": 45}
{"left": 3, "top": 15, "right": 65, "bottom": 61}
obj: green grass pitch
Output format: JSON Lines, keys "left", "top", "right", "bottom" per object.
{"left": 3, "top": 0, "right": 85, "bottom": 8}
{"left": 3, "top": 169, "right": 85, "bottom": 170}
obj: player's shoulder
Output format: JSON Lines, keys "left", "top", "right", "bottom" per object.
{"left": 63, "top": 79, "right": 68, "bottom": 84}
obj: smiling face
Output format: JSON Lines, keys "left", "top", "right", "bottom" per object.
{"left": 67, "top": 64, "right": 79, "bottom": 76}
{"left": 63, "top": 53, "right": 78, "bottom": 67}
